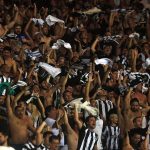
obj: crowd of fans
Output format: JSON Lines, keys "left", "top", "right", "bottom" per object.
{"left": 0, "top": 0, "right": 150, "bottom": 150}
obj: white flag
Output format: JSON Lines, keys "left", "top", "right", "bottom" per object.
{"left": 94, "top": 58, "right": 113, "bottom": 67}
{"left": 46, "top": 15, "right": 64, "bottom": 26}
{"left": 38, "top": 62, "right": 61, "bottom": 78}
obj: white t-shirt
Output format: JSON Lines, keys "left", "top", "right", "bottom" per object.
{"left": 0, "top": 146, "right": 15, "bottom": 150}
{"left": 93, "top": 118, "right": 103, "bottom": 150}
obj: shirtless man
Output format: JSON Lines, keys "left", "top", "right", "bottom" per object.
{"left": 6, "top": 95, "right": 36, "bottom": 149}
{"left": 62, "top": 108, "right": 78, "bottom": 150}
{"left": 0, "top": 4, "right": 18, "bottom": 37}
{"left": 39, "top": 80, "right": 60, "bottom": 107}
{"left": 131, "top": 83, "right": 148, "bottom": 107}
{"left": 124, "top": 88, "right": 149, "bottom": 130}
{"left": 0, "top": 46, "right": 17, "bottom": 74}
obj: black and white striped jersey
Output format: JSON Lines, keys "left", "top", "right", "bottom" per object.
{"left": 0, "top": 75, "right": 12, "bottom": 95}
{"left": 0, "top": 75, "right": 12, "bottom": 83}
{"left": 22, "top": 142, "right": 49, "bottom": 150}
{"left": 96, "top": 99, "right": 114, "bottom": 120}
{"left": 77, "top": 125, "right": 98, "bottom": 150}
{"left": 102, "top": 125, "right": 120, "bottom": 150}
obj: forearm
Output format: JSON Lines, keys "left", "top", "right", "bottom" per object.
{"left": 37, "top": 98, "right": 45, "bottom": 118}
{"left": 74, "top": 105, "right": 82, "bottom": 129}
{"left": 6, "top": 95, "right": 13, "bottom": 116}
{"left": 24, "top": 18, "right": 33, "bottom": 41}
{"left": 36, "top": 121, "right": 47, "bottom": 133}
{"left": 91, "top": 39, "right": 99, "bottom": 53}
{"left": 124, "top": 88, "right": 132, "bottom": 110}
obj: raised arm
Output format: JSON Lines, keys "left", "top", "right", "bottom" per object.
{"left": 12, "top": 86, "right": 28, "bottom": 110}
{"left": 109, "top": 11, "right": 116, "bottom": 33}
{"left": 36, "top": 121, "right": 50, "bottom": 145}
{"left": 85, "top": 73, "right": 94, "bottom": 101}
{"left": 117, "top": 95, "right": 125, "bottom": 137}
{"left": 32, "top": 92, "right": 45, "bottom": 118}
{"left": 62, "top": 108, "right": 75, "bottom": 134}
{"left": 74, "top": 104, "right": 83, "bottom": 129}
{"left": 59, "top": 73, "right": 70, "bottom": 105}
{"left": 6, "top": 95, "right": 14, "bottom": 118}
{"left": 6, "top": 4, "right": 19, "bottom": 30}
{"left": 131, "top": 48, "right": 138, "bottom": 72}
{"left": 122, "top": 132, "right": 133, "bottom": 150}
{"left": 91, "top": 36, "right": 101, "bottom": 53}
{"left": 124, "top": 88, "right": 133, "bottom": 112}
{"left": 24, "top": 18, "right": 34, "bottom": 42}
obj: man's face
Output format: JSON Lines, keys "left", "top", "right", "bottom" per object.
{"left": 15, "top": 26, "right": 22, "bottom": 34}
{"left": 109, "top": 114, "right": 118, "bottom": 124}
{"left": 17, "top": 101, "right": 26, "bottom": 112}
{"left": 2, "top": 50, "right": 11, "bottom": 58}
{"left": 15, "top": 107, "right": 25, "bottom": 119}
{"left": 41, "top": 81, "right": 49, "bottom": 90}
{"left": 104, "top": 46, "right": 112, "bottom": 56}
{"left": 134, "top": 117, "right": 142, "bottom": 128}
{"left": 64, "top": 91, "right": 73, "bottom": 102}
{"left": 1, "top": 65, "right": 11, "bottom": 76}
{"left": 87, "top": 117, "right": 96, "bottom": 129}
{"left": 0, "top": 132, "right": 7, "bottom": 146}
{"left": 97, "top": 89, "right": 107, "bottom": 97}
{"left": 50, "top": 139, "right": 60, "bottom": 150}
{"left": 131, "top": 134, "right": 141, "bottom": 145}
{"left": 131, "top": 102, "right": 139, "bottom": 112}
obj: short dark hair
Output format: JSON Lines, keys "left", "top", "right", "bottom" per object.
{"left": 3, "top": 46, "right": 12, "bottom": 52}
{"left": 43, "top": 131, "right": 53, "bottom": 138}
{"left": 0, "top": 121, "right": 9, "bottom": 136}
{"left": 85, "top": 115, "right": 97, "bottom": 124}
{"left": 17, "top": 99, "right": 27, "bottom": 105}
{"left": 14, "top": 105, "right": 22, "bottom": 112}
{"left": 49, "top": 135, "right": 60, "bottom": 143}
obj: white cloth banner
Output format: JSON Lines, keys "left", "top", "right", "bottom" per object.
{"left": 38, "top": 62, "right": 61, "bottom": 78}
{"left": 32, "top": 18, "right": 45, "bottom": 26}
{"left": 94, "top": 58, "right": 113, "bottom": 67}
{"left": 46, "top": 15, "right": 64, "bottom": 26}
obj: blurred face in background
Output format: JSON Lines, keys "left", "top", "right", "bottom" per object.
{"left": 131, "top": 134, "right": 141, "bottom": 145}
{"left": 133, "top": 117, "right": 142, "bottom": 128}
{"left": 130, "top": 101, "right": 140, "bottom": 112}
{"left": 0, "top": 132, "right": 7, "bottom": 146}
{"left": 109, "top": 114, "right": 118, "bottom": 125}
{"left": 14, "top": 25, "right": 22, "bottom": 34}
{"left": 50, "top": 138, "right": 60, "bottom": 150}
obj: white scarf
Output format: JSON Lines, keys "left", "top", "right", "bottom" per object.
{"left": 38, "top": 62, "right": 61, "bottom": 78}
